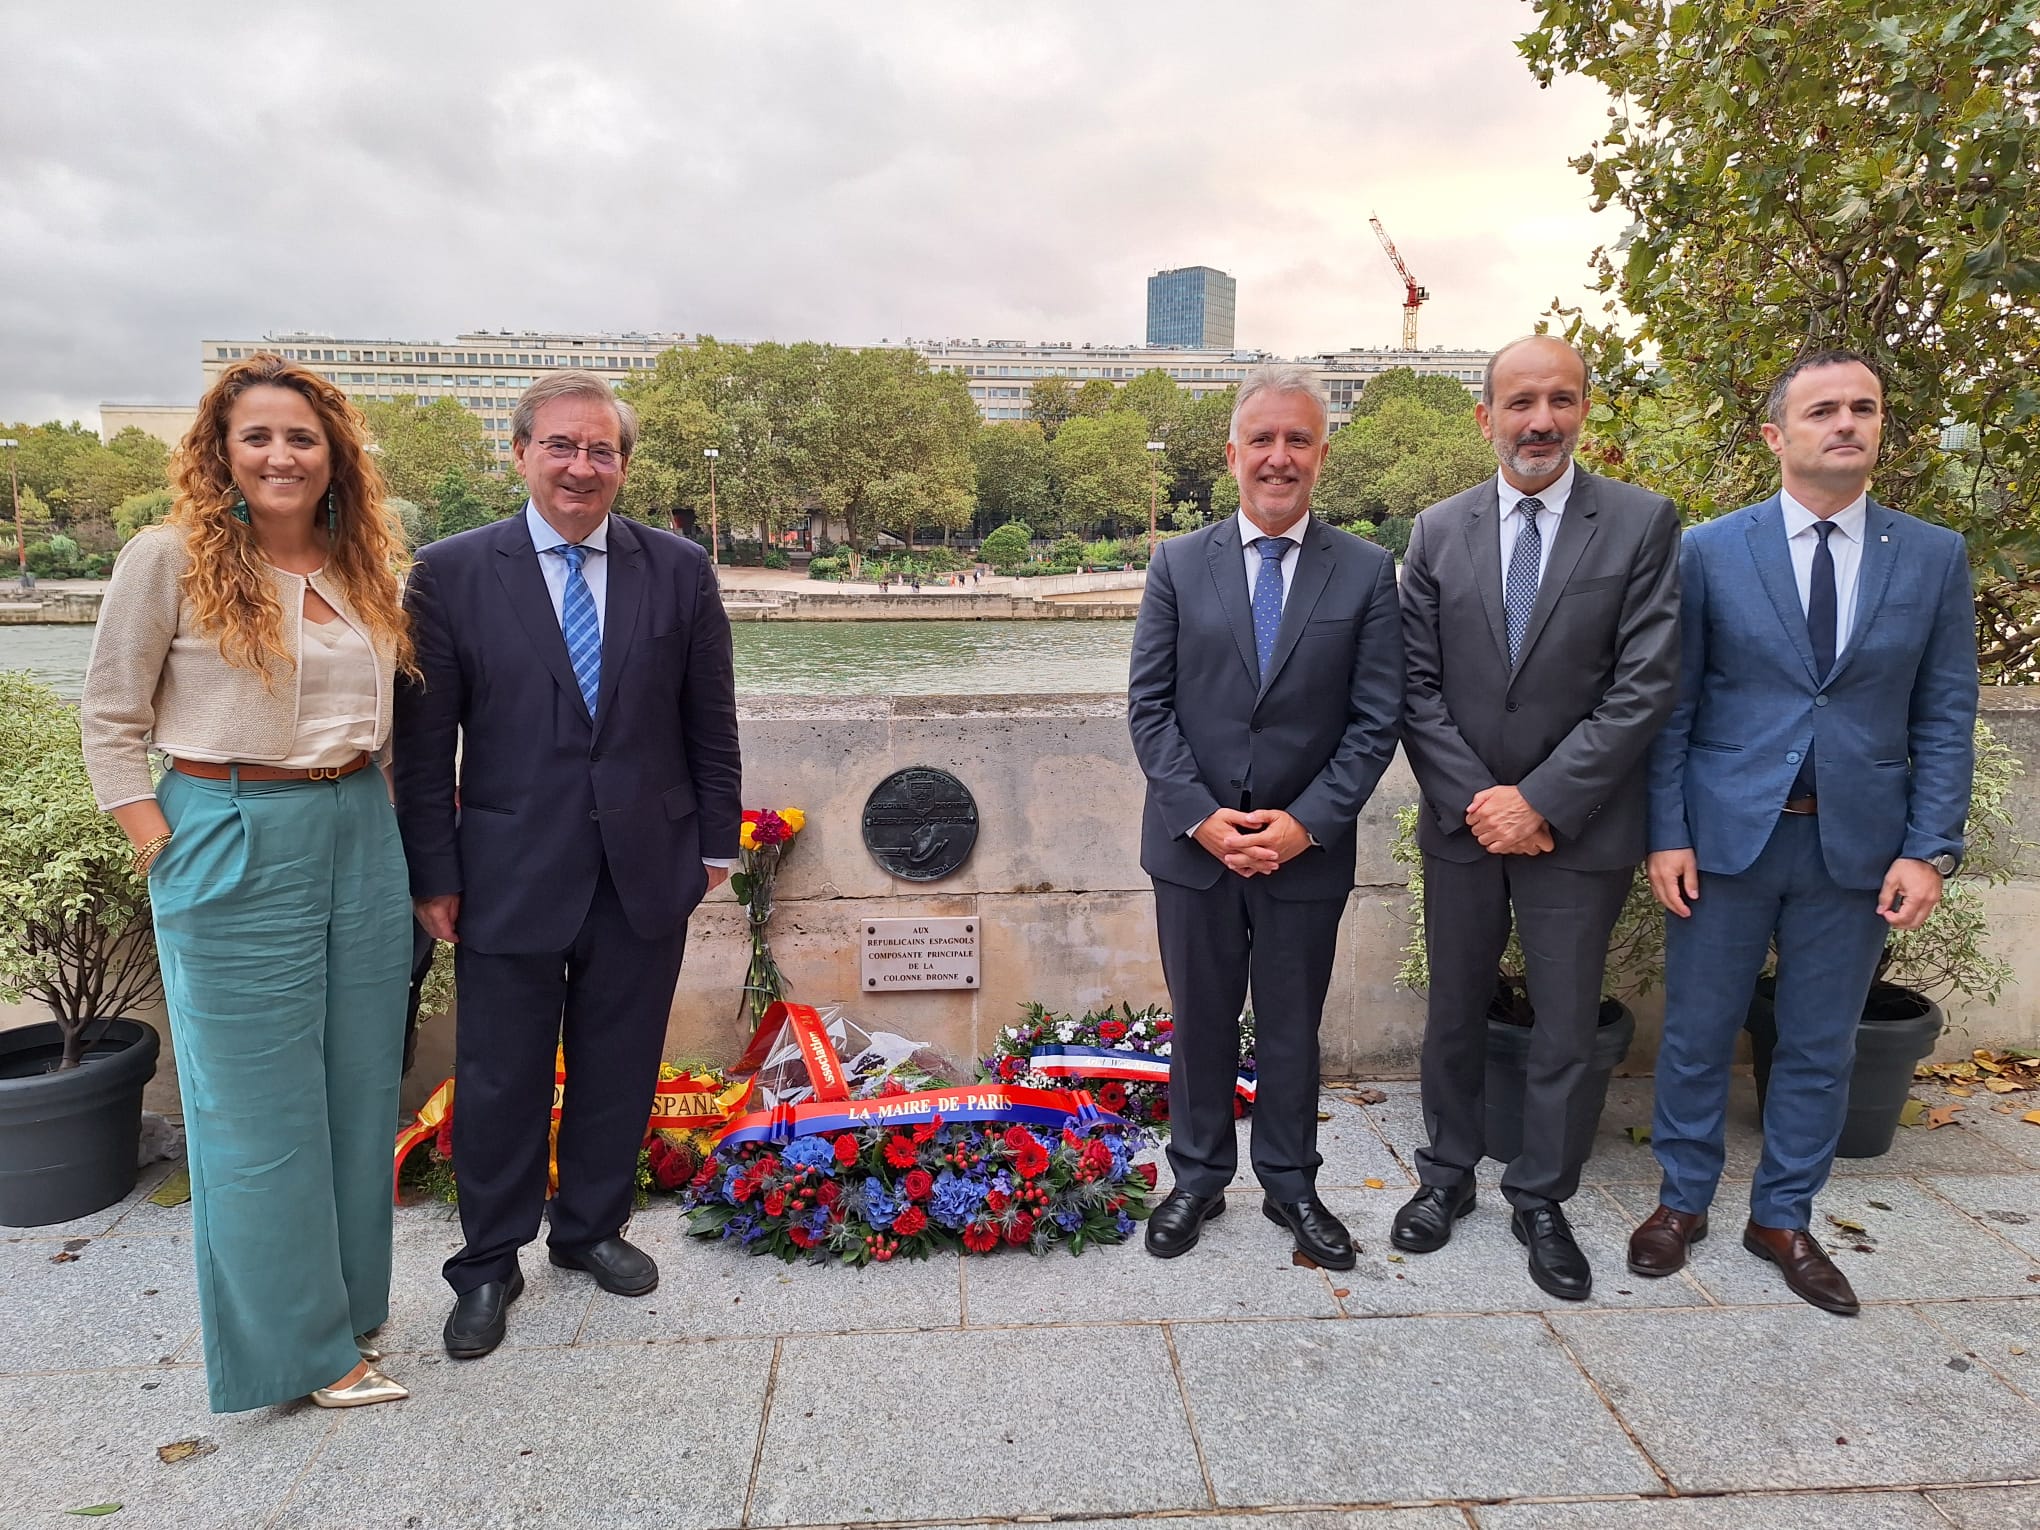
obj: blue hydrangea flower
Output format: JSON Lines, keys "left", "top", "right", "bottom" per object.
{"left": 928, "top": 1170, "right": 985, "bottom": 1230}
{"left": 724, "top": 1212, "right": 757, "bottom": 1243}
{"left": 783, "top": 1136, "right": 836, "bottom": 1172}
{"left": 1054, "top": 1206, "right": 1083, "bottom": 1232}
{"left": 720, "top": 1164, "right": 748, "bottom": 1201}
{"left": 863, "top": 1177, "right": 899, "bottom": 1230}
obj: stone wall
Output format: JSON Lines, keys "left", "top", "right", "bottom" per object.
{"left": 13, "top": 688, "right": 2039, "bottom": 1118}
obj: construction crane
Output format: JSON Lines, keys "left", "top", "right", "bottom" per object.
{"left": 1369, "top": 214, "right": 1428, "bottom": 351}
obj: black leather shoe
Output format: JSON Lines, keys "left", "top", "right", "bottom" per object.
{"left": 1512, "top": 1203, "right": 1592, "bottom": 1301}
{"left": 1391, "top": 1179, "right": 1477, "bottom": 1254}
{"left": 444, "top": 1268, "right": 524, "bottom": 1359}
{"left": 1144, "top": 1188, "right": 1227, "bottom": 1258}
{"left": 1263, "top": 1195, "right": 1357, "bottom": 1270}
{"left": 549, "top": 1235, "right": 659, "bottom": 1296}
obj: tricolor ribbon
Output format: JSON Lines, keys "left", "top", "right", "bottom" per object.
{"left": 715, "top": 1084, "right": 1123, "bottom": 1147}
{"left": 1028, "top": 1043, "right": 1255, "bottom": 1102}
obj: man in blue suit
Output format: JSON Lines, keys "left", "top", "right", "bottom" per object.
{"left": 395, "top": 372, "right": 741, "bottom": 1357}
{"left": 1632, "top": 350, "right": 1976, "bottom": 1314}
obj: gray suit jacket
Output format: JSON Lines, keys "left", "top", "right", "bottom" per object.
{"left": 1128, "top": 515, "right": 1404, "bottom": 901}
{"left": 1399, "top": 469, "right": 1682, "bottom": 870}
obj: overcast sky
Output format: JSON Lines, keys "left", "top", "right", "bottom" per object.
{"left": 0, "top": 0, "right": 1617, "bottom": 425}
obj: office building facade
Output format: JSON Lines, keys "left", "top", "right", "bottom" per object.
{"left": 1146, "top": 266, "right": 1237, "bottom": 349}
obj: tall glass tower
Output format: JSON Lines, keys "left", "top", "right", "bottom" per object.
{"left": 1146, "top": 266, "right": 1237, "bottom": 349}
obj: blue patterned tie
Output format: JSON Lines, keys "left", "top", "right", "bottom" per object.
{"left": 546, "top": 542, "right": 602, "bottom": 718}
{"left": 1503, "top": 497, "right": 1544, "bottom": 666}
{"left": 1250, "top": 536, "right": 1289, "bottom": 679}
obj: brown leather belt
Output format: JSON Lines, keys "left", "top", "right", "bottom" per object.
{"left": 169, "top": 753, "right": 371, "bottom": 784}
{"left": 1781, "top": 795, "right": 1818, "bottom": 816}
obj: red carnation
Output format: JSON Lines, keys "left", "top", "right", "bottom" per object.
{"left": 753, "top": 810, "right": 790, "bottom": 846}
{"left": 961, "top": 1221, "right": 999, "bottom": 1253}
{"left": 1098, "top": 1082, "right": 1128, "bottom": 1113}
{"left": 883, "top": 1134, "right": 919, "bottom": 1169}
{"left": 1153, "top": 1096, "right": 1169, "bottom": 1121}
{"left": 1098, "top": 1019, "right": 1128, "bottom": 1044}
{"left": 788, "top": 1226, "right": 818, "bottom": 1248}
{"left": 893, "top": 1204, "right": 928, "bottom": 1237}
{"left": 1012, "top": 1138, "right": 1050, "bottom": 1179}
{"left": 998, "top": 1056, "right": 1022, "bottom": 1082}
{"left": 914, "top": 1117, "right": 942, "bottom": 1143}
{"left": 1155, "top": 1018, "right": 1174, "bottom": 1036}
{"left": 690, "top": 1156, "right": 720, "bottom": 1192}
{"left": 732, "top": 1175, "right": 758, "bottom": 1203}
{"left": 902, "top": 1168, "right": 933, "bottom": 1202}
{"left": 763, "top": 1188, "right": 786, "bottom": 1217}
{"left": 1134, "top": 1162, "right": 1159, "bottom": 1189}
{"left": 1004, "top": 1211, "right": 1036, "bottom": 1246}
{"left": 815, "top": 1179, "right": 842, "bottom": 1206}
{"left": 832, "top": 1134, "right": 860, "bottom": 1167}
{"left": 987, "top": 1188, "right": 1011, "bottom": 1214}
{"left": 1081, "top": 1140, "right": 1113, "bottom": 1178}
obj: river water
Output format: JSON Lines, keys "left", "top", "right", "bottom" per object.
{"left": 0, "top": 620, "right": 1136, "bottom": 701}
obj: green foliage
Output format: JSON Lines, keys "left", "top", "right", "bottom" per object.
{"left": 971, "top": 421, "right": 1052, "bottom": 533}
{"left": 979, "top": 520, "right": 1033, "bottom": 572}
{"left": 1049, "top": 411, "right": 1152, "bottom": 538}
{"left": 0, "top": 673, "right": 161, "bottom": 1066}
{"left": 1168, "top": 500, "right": 1206, "bottom": 533}
{"left": 1118, "top": 369, "right": 1184, "bottom": 442}
{"left": 1351, "top": 368, "right": 1477, "bottom": 418}
{"left": 114, "top": 488, "right": 173, "bottom": 542}
{"left": 1519, "top": 0, "right": 2040, "bottom": 677}
{"left": 1, "top": 423, "right": 170, "bottom": 526}
{"left": 807, "top": 554, "right": 848, "bottom": 581}
{"left": 359, "top": 396, "right": 500, "bottom": 508}
{"left": 27, "top": 533, "right": 84, "bottom": 578}
{"left": 422, "top": 465, "right": 519, "bottom": 543}
{"left": 1317, "top": 397, "right": 1494, "bottom": 527}
{"left": 1026, "top": 377, "right": 1077, "bottom": 439}
{"left": 1072, "top": 378, "right": 1118, "bottom": 418}
{"left": 1049, "top": 534, "right": 1085, "bottom": 567}
{"left": 1162, "top": 388, "right": 1236, "bottom": 514}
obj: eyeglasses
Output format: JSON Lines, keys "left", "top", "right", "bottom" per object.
{"left": 535, "top": 438, "right": 624, "bottom": 471}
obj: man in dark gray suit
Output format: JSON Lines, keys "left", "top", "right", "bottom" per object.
{"left": 1393, "top": 336, "right": 1680, "bottom": 1300}
{"left": 1129, "top": 366, "right": 1404, "bottom": 1270}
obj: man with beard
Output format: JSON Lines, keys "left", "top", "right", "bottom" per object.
{"left": 1394, "top": 335, "right": 1681, "bottom": 1300}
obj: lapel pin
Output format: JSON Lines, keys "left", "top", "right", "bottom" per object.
{"left": 1880, "top": 535, "right": 1889, "bottom": 542}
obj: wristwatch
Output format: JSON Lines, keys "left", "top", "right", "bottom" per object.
{"left": 1928, "top": 852, "right": 1959, "bottom": 876}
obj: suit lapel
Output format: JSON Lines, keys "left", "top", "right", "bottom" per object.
{"left": 1257, "top": 519, "right": 1334, "bottom": 698}
{"left": 1744, "top": 496, "right": 1820, "bottom": 684}
{"left": 1509, "top": 472, "right": 1599, "bottom": 673}
{"left": 493, "top": 513, "right": 592, "bottom": 725}
{"left": 1823, "top": 500, "right": 1900, "bottom": 687}
{"left": 1461, "top": 481, "right": 1509, "bottom": 667}
{"left": 592, "top": 515, "right": 643, "bottom": 740}
{"left": 1204, "top": 518, "right": 1260, "bottom": 688}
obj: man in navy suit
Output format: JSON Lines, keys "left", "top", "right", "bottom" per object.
{"left": 1632, "top": 350, "right": 1976, "bottom": 1314}
{"left": 1128, "top": 366, "right": 1404, "bottom": 1270}
{"left": 394, "top": 372, "right": 741, "bottom": 1357}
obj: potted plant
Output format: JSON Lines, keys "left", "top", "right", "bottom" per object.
{"left": 1390, "top": 805, "right": 1664, "bottom": 1165}
{"left": 0, "top": 672, "right": 163, "bottom": 1226}
{"left": 1747, "top": 719, "right": 2025, "bottom": 1157}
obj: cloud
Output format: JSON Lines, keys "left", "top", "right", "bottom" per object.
{"left": 0, "top": 0, "right": 1617, "bottom": 423}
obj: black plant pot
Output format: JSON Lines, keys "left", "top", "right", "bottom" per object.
{"left": 1746, "top": 978, "right": 1943, "bottom": 1159}
{"left": 0, "top": 1019, "right": 161, "bottom": 1227}
{"left": 1484, "top": 996, "right": 1637, "bottom": 1165}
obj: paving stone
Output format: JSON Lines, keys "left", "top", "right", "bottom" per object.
{"left": 751, "top": 1326, "right": 1206, "bottom": 1524}
{"left": 0, "top": 1366, "right": 327, "bottom": 1528}
{"left": 918, "top": 1517, "right": 1464, "bottom": 1530}
{"left": 1475, "top": 1491, "right": 1946, "bottom": 1528}
{"left": 1551, "top": 1305, "right": 2040, "bottom": 1490}
{"left": 1600, "top": 1177, "right": 2040, "bottom": 1304}
{"left": 1829, "top": 1106, "right": 2029, "bottom": 1177}
{"left": 371, "top": 1218, "right": 594, "bottom": 1355}
{"left": 272, "top": 1339, "right": 770, "bottom": 1530}
{"left": 577, "top": 1208, "right": 963, "bottom": 1343}
{"left": 1928, "top": 1485, "right": 2040, "bottom": 1529}
{"left": 0, "top": 1157, "right": 181, "bottom": 1239}
{"left": 1924, "top": 1173, "right": 2040, "bottom": 1261}
{"left": 1330, "top": 1184, "right": 1710, "bottom": 1316}
{"left": 1911, "top": 1299, "right": 2040, "bottom": 1398}
{"left": 1146, "top": 1095, "right": 1414, "bottom": 1193}
{"left": 961, "top": 1204, "right": 1340, "bottom": 1325}
{"left": 0, "top": 1231, "right": 199, "bottom": 1372}
{"left": 1916, "top": 1085, "right": 2040, "bottom": 1170}
{"left": 1172, "top": 1314, "right": 1658, "bottom": 1504}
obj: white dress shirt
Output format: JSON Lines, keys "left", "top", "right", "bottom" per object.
{"left": 1237, "top": 509, "right": 1310, "bottom": 609}
{"left": 525, "top": 500, "right": 609, "bottom": 636}
{"left": 1780, "top": 488, "right": 1867, "bottom": 653}
{"left": 1496, "top": 462, "right": 1575, "bottom": 605}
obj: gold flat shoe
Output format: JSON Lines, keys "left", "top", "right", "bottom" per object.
{"left": 310, "top": 1366, "right": 409, "bottom": 1408}
{"left": 354, "top": 1335, "right": 383, "bottom": 1362}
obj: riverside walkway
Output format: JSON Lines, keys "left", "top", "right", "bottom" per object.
{"left": 5, "top": 1073, "right": 2036, "bottom": 1528}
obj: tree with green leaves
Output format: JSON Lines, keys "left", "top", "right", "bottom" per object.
{"left": 972, "top": 421, "right": 1052, "bottom": 534}
{"left": 1315, "top": 397, "right": 1493, "bottom": 526}
{"left": 979, "top": 520, "right": 1033, "bottom": 571}
{"left": 1118, "top": 369, "right": 1185, "bottom": 444}
{"left": 360, "top": 396, "right": 500, "bottom": 509}
{"left": 1164, "top": 387, "right": 1236, "bottom": 514}
{"left": 807, "top": 348, "right": 977, "bottom": 562}
{"left": 114, "top": 488, "right": 173, "bottom": 542}
{"left": 1072, "top": 378, "right": 1118, "bottom": 418}
{"left": 1026, "top": 376, "right": 1077, "bottom": 439}
{"left": 1049, "top": 411, "right": 1152, "bottom": 538}
{"left": 1519, "top": 0, "right": 2040, "bottom": 676}
{"left": 1349, "top": 367, "right": 1477, "bottom": 419}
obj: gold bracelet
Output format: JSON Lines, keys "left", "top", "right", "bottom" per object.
{"left": 131, "top": 832, "right": 172, "bottom": 877}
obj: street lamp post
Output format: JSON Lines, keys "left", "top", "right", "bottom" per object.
{"left": 1145, "top": 440, "right": 1166, "bottom": 559}
{"left": 703, "top": 447, "right": 720, "bottom": 567}
{"left": 0, "top": 439, "right": 21, "bottom": 584}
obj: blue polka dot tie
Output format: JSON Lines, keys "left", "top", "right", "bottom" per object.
{"left": 1250, "top": 536, "right": 1290, "bottom": 680}
{"left": 546, "top": 542, "right": 602, "bottom": 718}
{"left": 1504, "top": 498, "right": 1543, "bottom": 666}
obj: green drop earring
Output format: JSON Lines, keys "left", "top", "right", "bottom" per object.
{"left": 326, "top": 486, "right": 338, "bottom": 535}
{"left": 230, "top": 495, "right": 251, "bottom": 525}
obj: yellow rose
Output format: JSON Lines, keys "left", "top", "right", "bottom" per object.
{"left": 780, "top": 807, "right": 807, "bottom": 833}
{"left": 739, "top": 822, "right": 758, "bottom": 852}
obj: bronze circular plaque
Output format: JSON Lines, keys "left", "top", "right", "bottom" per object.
{"left": 861, "top": 767, "right": 979, "bottom": 882}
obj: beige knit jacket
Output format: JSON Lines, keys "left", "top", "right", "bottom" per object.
{"left": 80, "top": 525, "right": 398, "bottom": 810}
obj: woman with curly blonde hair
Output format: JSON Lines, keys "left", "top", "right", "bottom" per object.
{"left": 81, "top": 353, "right": 418, "bottom": 1413}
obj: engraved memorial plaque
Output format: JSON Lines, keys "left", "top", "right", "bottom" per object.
{"left": 861, "top": 767, "right": 979, "bottom": 882}
{"left": 860, "top": 917, "right": 980, "bottom": 991}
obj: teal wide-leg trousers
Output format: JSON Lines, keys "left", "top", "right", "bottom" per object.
{"left": 151, "top": 766, "right": 411, "bottom": 1413}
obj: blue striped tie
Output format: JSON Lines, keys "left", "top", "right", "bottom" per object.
{"left": 547, "top": 543, "right": 602, "bottom": 718}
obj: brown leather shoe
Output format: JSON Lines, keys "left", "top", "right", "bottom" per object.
{"left": 1742, "top": 1221, "right": 1860, "bottom": 1316}
{"left": 1627, "top": 1205, "right": 1708, "bottom": 1277}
